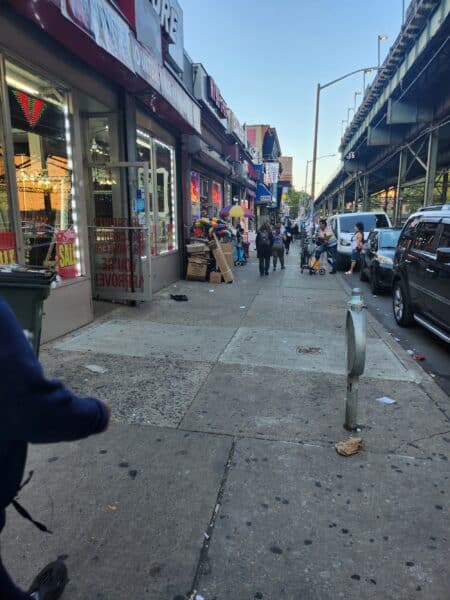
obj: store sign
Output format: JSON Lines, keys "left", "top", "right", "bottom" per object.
{"left": 61, "top": 0, "right": 133, "bottom": 71}
{"left": 150, "top": 0, "right": 180, "bottom": 44}
{"left": 61, "top": 0, "right": 94, "bottom": 36}
{"left": 135, "top": 0, "right": 162, "bottom": 64}
{"left": 0, "top": 232, "right": 17, "bottom": 265}
{"left": 265, "top": 162, "right": 279, "bottom": 186}
{"left": 227, "top": 110, "right": 246, "bottom": 145}
{"left": 207, "top": 76, "right": 227, "bottom": 119}
{"left": 12, "top": 91, "right": 46, "bottom": 129}
{"left": 92, "top": 0, "right": 134, "bottom": 71}
{"left": 160, "top": 68, "right": 201, "bottom": 134}
{"left": 147, "top": 0, "right": 184, "bottom": 72}
{"left": 132, "top": 38, "right": 161, "bottom": 92}
{"left": 56, "top": 230, "right": 78, "bottom": 279}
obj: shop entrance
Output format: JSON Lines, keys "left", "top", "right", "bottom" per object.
{"left": 87, "top": 161, "right": 152, "bottom": 302}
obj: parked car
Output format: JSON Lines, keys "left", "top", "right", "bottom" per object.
{"left": 392, "top": 205, "right": 450, "bottom": 343}
{"left": 360, "top": 228, "right": 402, "bottom": 293}
{"left": 328, "top": 211, "right": 391, "bottom": 270}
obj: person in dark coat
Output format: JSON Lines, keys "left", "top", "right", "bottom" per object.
{"left": 0, "top": 297, "right": 110, "bottom": 600}
{"left": 255, "top": 223, "right": 273, "bottom": 276}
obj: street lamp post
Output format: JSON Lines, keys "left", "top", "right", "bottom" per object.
{"left": 341, "top": 119, "right": 348, "bottom": 136}
{"left": 310, "top": 67, "right": 379, "bottom": 205}
{"left": 305, "top": 153, "right": 336, "bottom": 195}
{"left": 347, "top": 107, "right": 354, "bottom": 123}
{"left": 378, "top": 34, "right": 389, "bottom": 68}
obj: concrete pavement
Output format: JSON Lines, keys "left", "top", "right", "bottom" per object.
{"left": 2, "top": 249, "right": 449, "bottom": 599}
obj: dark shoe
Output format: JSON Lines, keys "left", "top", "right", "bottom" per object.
{"left": 281, "top": 266, "right": 286, "bottom": 270}
{"left": 330, "top": 270, "right": 337, "bottom": 274}
{"left": 273, "top": 267, "right": 276, "bottom": 271}
{"left": 29, "top": 560, "right": 68, "bottom": 600}
{"left": 265, "top": 272, "right": 269, "bottom": 276}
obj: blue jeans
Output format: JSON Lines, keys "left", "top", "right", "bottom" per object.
{"left": 315, "top": 244, "right": 337, "bottom": 272}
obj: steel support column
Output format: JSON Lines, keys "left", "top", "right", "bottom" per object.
{"left": 353, "top": 175, "right": 359, "bottom": 212}
{"left": 362, "top": 175, "right": 370, "bottom": 211}
{"left": 394, "top": 149, "right": 407, "bottom": 226}
{"left": 338, "top": 189, "right": 345, "bottom": 212}
{"left": 424, "top": 130, "right": 439, "bottom": 206}
{"left": 441, "top": 171, "right": 448, "bottom": 204}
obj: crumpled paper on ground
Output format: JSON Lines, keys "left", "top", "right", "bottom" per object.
{"left": 335, "top": 437, "right": 364, "bottom": 457}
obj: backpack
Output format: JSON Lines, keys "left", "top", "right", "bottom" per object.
{"left": 259, "top": 231, "right": 270, "bottom": 247}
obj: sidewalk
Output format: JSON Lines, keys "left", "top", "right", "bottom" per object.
{"left": 3, "top": 249, "right": 449, "bottom": 599}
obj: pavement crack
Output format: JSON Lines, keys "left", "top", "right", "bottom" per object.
{"left": 188, "top": 437, "right": 237, "bottom": 600}
{"left": 394, "top": 429, "right": 450, "bottom": 453}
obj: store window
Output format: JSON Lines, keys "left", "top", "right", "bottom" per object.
{"left": 6, "top": 61, "right": 80, "bottom": 278}
{"left": 200, "top": 176, "right": 209, "bottom": 218}
{"left": 190, "top": 170, "right": 200, "bottom": 220}
{"left": 155, "top": 140, "right": 176, "bottom": 253}
{"left": 136, "top": 129, "right": 177, "bottom": 255}
{"left": 0, "top": 105, "right": 16, "bottom": 264}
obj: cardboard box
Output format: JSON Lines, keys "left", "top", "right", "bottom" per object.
{"left": 186, "top": 261, "right": 207, "bottom": 281}
{"left": 209, "top": 234, "right": 234, "bottom": 283}
{"left": 188, "top": 254, "right": 209, "bottom": 265}
{"left": 220, "top": 242, "right": 234, "bottom": 270}
{"left": 209, "top": 271, "right": 222, "bottom": 284}
{"left": 186, "top": 243, "right": 209, "bottom": 254}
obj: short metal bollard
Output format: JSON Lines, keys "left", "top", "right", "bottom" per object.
{"left": 345, "top": 288, "right": 367, "bottom": 430}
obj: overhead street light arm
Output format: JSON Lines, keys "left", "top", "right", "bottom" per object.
{"left": 310, "top": 66, "right": 379, "bottom": 205}
{"left": 319, "top": 67, "right": 379, "bottom": 91}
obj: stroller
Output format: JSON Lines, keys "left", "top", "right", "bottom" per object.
{"left": 300, "top": 234, "right": 326, "bottom": 275}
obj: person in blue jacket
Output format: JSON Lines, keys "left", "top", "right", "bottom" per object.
{"left": 0, "top": 297, "right": 110, "bottom": 600}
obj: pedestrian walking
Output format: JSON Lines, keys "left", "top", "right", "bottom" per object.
{"left": 272, "top": 223, "right": 285, "bottom": 271}
{"left": 345, "top": 221, "right": 364, "bottom": 275}
{"left": 256, "top": 223, "right": 273, "bottom": 276}
{"left": 0, "top": 297, "right": 110, "bottom": 600}
{"left": 284, "top": 220, "right": 293, "bottom": 255}
{"left": 315, "top": 218, "right": 337, "bottom": 274}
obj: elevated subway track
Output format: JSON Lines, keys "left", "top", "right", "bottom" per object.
{"left": 316, "top": 0, "right": 450, "bottom": 223}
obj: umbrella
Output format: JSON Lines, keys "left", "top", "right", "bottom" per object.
{"left": 220, "top": 205, "right": 254, "bottom": 219}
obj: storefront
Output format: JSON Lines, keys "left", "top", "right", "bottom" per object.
{"left": 190, "top": 168, "right": 225, "bottom": 221}
{"left": 1, "top": 1, "right": 200, "bottom": 341}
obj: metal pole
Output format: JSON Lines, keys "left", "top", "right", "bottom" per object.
{"left": 424, "top": 130, "right": 439, "bottom": 206}
{"left": 378, "top": 37, "right": 381, "bottom": 68}
{"left": 305, "top": 160, "right": 310, "bottom": 195}
{"left": 402, "top": 0, "right": 405, "bottom": 24}
{"left": 310, "top": 83, "right": 321, "bottom": 204}
{"left": 345, "top": 376, "right": 359, "bottom": 431}
{"left": 395, "top": 149, "right": 407, "bottom": 226}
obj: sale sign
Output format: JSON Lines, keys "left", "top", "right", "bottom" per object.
{"left": 0, "top": 232, "right": 17, "bottom": 265}
{"left": 56, "top": 230, "right": 78, "bottom": 279}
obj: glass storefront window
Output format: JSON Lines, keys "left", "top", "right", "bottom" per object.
{"left": 6, "top": 61, "right": 80, "bottom": 278}
{"left": 0, "top": 103, "right": 17, "bottom": 265}
{"left": 136, "top": 129, "right": 177, "bottom": 255}
{"left": 155, "top": 140, "right": 176, "bottom": 253}
{"left": 190, "top": 170, "right": 200, "bottom": 221}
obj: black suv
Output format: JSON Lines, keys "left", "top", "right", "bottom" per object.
{"left": 392, "top": 205, "right": 450, "bottom": 343}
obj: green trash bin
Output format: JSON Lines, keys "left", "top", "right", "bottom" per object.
{"left": 0, "top": 265, "right": 56, "bottom": 357}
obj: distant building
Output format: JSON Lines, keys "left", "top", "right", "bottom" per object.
{"left": 279, "top": 157, "right": 293, "bottom": 187}
{"left": 247, "top": 125, "right": 283, "bottom": 223}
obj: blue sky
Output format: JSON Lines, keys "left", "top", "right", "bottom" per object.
{"left": 183, "top": 0, "right": 405, "bottom": 192}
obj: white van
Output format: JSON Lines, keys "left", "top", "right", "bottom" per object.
{"left": 328, "top": 211, "right": 391, "bottom": 270}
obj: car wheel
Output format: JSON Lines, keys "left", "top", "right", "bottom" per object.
{"left": 370, "top": 268, "right": 382, "bottom": 294}
{"left": 393, "top": 279, "right": 413, "bottom": 326}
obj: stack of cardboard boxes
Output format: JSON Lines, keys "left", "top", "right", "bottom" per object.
{"left": 186, "top": 235, "right": 234, "bottom": 284}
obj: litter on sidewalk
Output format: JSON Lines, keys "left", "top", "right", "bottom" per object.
{"left": 376, "top": 396, "right": 396, "bottom": 405}
{"left": 335, "top": 437, "right": 363, "bottom": 457}
{"left": 170, "top": 294, "right": 188, "bottom": 302}
{"left": 84, "top": 364, "right": 108, "bottom": 374}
